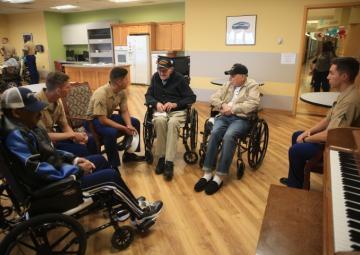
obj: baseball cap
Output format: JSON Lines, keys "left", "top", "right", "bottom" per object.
{"left": 157, "top": 58, "right": 173, "bottom": 69}
{"left": 3, "top": 58, "right": 19, "bottom": 68}
{"left": 224, "top": 63, "right": 248, "bottom": 75}
{"left": 1, "top": 87, "right": 47, "bottom": 112}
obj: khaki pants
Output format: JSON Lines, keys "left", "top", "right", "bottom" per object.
{"left": 152, "top": 110, "right": 187, "bottom": 162}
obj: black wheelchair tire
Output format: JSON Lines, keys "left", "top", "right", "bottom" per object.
{"left": 111, "top": 225, "right": 134, "bottom": 250}
{"left": 247, "top": 119, "right": 269, "bottom": 169}
{"left": 0, "top": 213, "right": 87, "bottom": 255}
{"left": 190, "top": 109, "right": 198, "bottom": 151}
{"left": 183, "top": 151, "right": 198, "bottom": 164}
{"left": 237, "top": 160, "right": 245, "bottom": 180}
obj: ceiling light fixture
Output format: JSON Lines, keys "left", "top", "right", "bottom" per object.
{"left": 51, "top": 4, "right": 79, "bottom": 10}
{"left": 307, "top": 20, "right": 319, "bottom": 24}
{"left": 1, "top": 0, "right": 34, "bottom": 3}
{"left": 109, "top": 0, "right": 140, "bottom": 3}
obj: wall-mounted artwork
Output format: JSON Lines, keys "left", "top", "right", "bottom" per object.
{"left": 22, "top": 33, "right": 33, "bottom": 43}
{"left": 226, "top": 15, "right": 257, "bottom": 45}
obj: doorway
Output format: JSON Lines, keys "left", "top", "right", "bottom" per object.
{"left": 293, "top": 3, "right": 360, "bottom": 116}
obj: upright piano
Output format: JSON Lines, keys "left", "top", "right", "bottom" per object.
{"left": 324, "top": 127, "right": 360, "bottom": 254}
{"left": 256, "top": 127, "right": 360, "bottom": 255}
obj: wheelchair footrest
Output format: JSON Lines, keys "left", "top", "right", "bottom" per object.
{"left": 131, "top": 218, "right": 156, "bottom": 233}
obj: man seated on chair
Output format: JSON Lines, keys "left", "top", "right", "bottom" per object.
{"left": 0, "top": 87, "right": 163, "bottom": 227}
{"left": 194, "top": 63, "right": 260, "bottom": 195}
{"left": 87, "top": 67, "right": 145, "bottom": 170}
{"left": 36, "top": 71, "right": 96, "bottom": 157}
{"left": 145, "top": 58, "right": 196, "bottom": 181}
{"left": 280, "top": 57, "right": 360, "bottom": 189}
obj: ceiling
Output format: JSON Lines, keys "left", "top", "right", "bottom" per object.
{"left": 0, "top": 0, "right": 184, "bottom": 14}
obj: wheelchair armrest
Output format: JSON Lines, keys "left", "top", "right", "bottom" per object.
{"left": 31, "top": 176, "right": 78, "bottom": 199}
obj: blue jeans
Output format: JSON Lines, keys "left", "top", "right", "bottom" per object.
{"left": 287, "top": 131, "right": 323, "bottom": 188}
{"left": 79, "top": 154, "right": 143, "bottom": 217}
{"left": 203, "top": 115, "right": 250, "bottom": 175}
{"left": 90, "top": 114, "right": 141, "bottom": 168}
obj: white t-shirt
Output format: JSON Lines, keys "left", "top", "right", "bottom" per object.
{"left": 228, "top": 86, "right": 242, "bottom": 107}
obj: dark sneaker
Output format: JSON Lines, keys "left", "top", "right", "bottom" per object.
{"left": 163, "top": 161, "right": 174, "bottom": 181}
{"left": 279, "top": 177, "right": 288, "bottom": 186}
{"left": 205, "top": 180, "right": 223, "bottom": 195}
{"left": 194, "top": 177, "right": 211, "bottom": 192}
{"left": 155, "top": 157, "right": 165, "bottom": 175}
{"left": 137, "top": 200, "right": 163, "bottom": 223}
{"left": 122, "top": 152, "right": 146, "bottom": 163}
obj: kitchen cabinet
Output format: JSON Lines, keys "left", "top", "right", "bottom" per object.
{"left": 112, "top": 23, "right": 156, "bottom": 50}
{"left": 62, "top": 24, "right": 88, "bottom": 45}
{"left": 155, "top": 22, "right": 184, "bottom": 51}
{"left": 64, "top": 64, "right": 130, "bottom": 91}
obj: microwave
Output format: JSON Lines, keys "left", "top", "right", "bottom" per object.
{"left": 114, "top": 46, "right": 129, "bottom": 65}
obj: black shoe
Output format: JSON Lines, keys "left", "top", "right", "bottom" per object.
{"left": 279, "top": 177, "right": 288, "bottom": 186}
{"left": 155, "top": 157, "right": 165, "bottom": 175}
{"left": 122, "top": 152, "right": 146, "bottom": 163}
{"left": 194, "top": 177, "right": 211, "bottom": 192}
{"left": 163, "top": 161, "right": 174, "bottom": 181}
{"left": 205, "top": 180, "right": 223, "bottom": 195}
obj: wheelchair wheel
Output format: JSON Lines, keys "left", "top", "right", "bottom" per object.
{"left": 237, "top": 160, "right": 245, "bottom": 180}
{"left": 143, "top": 111, "right": 155, "bottom": 164}
{"left": 190, "top": 108, "right": 198, "bottom": 151}
{"left": 111, "top": 225, "right": 134, "bottom": 250}
{"left": 247, "top": 119, "right": 269, "bottom": 169}
{"left": 184, "top": 151, "right": 198, "bottom": 164}
{"left": 0, "top": 213, "right": 87, "bottom": 255}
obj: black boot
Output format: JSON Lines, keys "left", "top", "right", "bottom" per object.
{"left": 163, "top": 161, "right": 174, "bottom": 181}
{"left": 155, "top": 157, "right": 165, "bottom": 175}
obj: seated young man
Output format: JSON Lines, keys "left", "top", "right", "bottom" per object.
{"left": 87, "top": 67, "right": 145, "bottom": 170}
{"left": 280, "top": 57, "right": 360, "bottom": 188}
{"left": 0, "top": 87, "right": 163, "bottom": 225}
{"left": 194, "top": 63, "right": 260, "bottom": 195}
{"left": 145, "top": 59, "right": 196, "bottom": 181}
{"left": 36, "top": 71, "right": 96, "bottom": 157}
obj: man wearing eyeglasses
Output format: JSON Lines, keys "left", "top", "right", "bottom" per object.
{"left": 145, "top": 58, "right": 196, "bottom": 181}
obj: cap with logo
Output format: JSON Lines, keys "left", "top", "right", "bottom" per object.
{"left": 224, "top": 63, "right": 248, "bottom": 75}
{"left": 1, "top": 87, "right": 47, "bottom": 112}
{"left": 157, "top": 58, "right": 173, "bottom": 69}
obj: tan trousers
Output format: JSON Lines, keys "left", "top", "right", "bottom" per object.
{"left": 152, "top": 110, "right": 187, "bottom": 162}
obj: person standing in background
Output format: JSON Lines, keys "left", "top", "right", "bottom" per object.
{"left": 0, "top": 37, "right": 16, "bottom": 61}
{"left": 23, "top": 36, "right": 39, "bottom": 84}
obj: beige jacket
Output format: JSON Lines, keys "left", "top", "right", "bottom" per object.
{"left": 210, "top": 78, "right": 260, "bottom": 118}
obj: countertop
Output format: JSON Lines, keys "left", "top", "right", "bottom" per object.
{"left": 63, "top": 63, "right": 130, "bottom": 68}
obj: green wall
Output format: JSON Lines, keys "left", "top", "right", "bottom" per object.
{"left": 64, "top": 3, "right": 185, "bottom": 24}
{"left": 43, "top": 3, "right": 185, "bottom": 71}
{"left": 44, "top": 12, "right": 66, "bottom": 71}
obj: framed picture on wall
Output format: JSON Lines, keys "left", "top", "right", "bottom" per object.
{"left": 226, "top": 15, "right": 257, "bottom": 45}
{"left": 22, "top": 33, "right": 33, "bottom": 43}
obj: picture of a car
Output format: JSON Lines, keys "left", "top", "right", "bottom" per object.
{"left": 232, "top": 21, "right": 250, "bottom": 30}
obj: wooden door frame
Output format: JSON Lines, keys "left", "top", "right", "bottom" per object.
{"left": 292, "top": 1, "right": 360, "bottom": 115}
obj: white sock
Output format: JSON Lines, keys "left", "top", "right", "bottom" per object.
{"left": 213, "top": 175, "right": 223, "bottom": 185}
{"left": 202, "top": 172, "right": 212, "bottom": 181}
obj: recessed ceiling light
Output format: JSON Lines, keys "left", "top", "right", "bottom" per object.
{"left": 109, "top": 0, "right": 140, "bottom": 3}
{"left": 1, "top": 0, "right": 34, "bottom": 3}
{"left": 51, "top": 5, "right": 79, "bottom": 10}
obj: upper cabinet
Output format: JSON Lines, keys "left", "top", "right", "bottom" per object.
{"left": 155, "top": 22, "right": 184, "bottom": 51}
{"left": 62, "top": 24, "right": 88, "bottom": 45}
{"left": 112, "top": 23, "right": 156, "bottom": 50}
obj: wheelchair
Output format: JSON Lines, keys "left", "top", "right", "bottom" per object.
{"left": 143, "top": 56, "right": 199, "bottom": 165}
{"left": 0, "top": 139, "right": 152, "bottom": 254}
{"left": 198, "top": 109, "right": 269, "bottom": 179}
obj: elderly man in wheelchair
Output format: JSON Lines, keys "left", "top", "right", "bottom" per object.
{"left": 195, "top": 63, "right": 268, "bottom": 195}
{"left": 144, "top": 57, "right": 197, "bottom": 181}
{"left": 0, "top": 87, "right": 163, "bottom": 254}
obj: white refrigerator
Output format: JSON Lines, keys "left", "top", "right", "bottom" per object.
{"left": 127, "top": 35, "right": 151, "bottom": 85}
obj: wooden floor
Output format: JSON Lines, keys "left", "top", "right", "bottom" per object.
{"left": 82, "top": 85, "right": 324, "bottom": 255}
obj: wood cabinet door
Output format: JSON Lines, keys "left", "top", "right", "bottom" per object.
{"left": 97, "top": 68, "right": 111, "bottom": 88}
{"left": 119, "top": 26, "right": 129, "bottom": 46}
{"left": 112, "top": 26, "right": 122, "bottom": 46}
{"left": 137, "top": 25, "right": 150, "bottom": 34}
{"left": 64, "top": 68, "right": 81, "bottom": 83}
{"left": 156, "top": 24, "right": 172, "bottom": 50}
{"left": 80, "top": 68, "right": 99, "bottom": 91}
{"left": 171, "top": 23, "right": 184, "bottom": 51}
{"left": 127, "top": 26, "right": 140, "bottom": 35}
